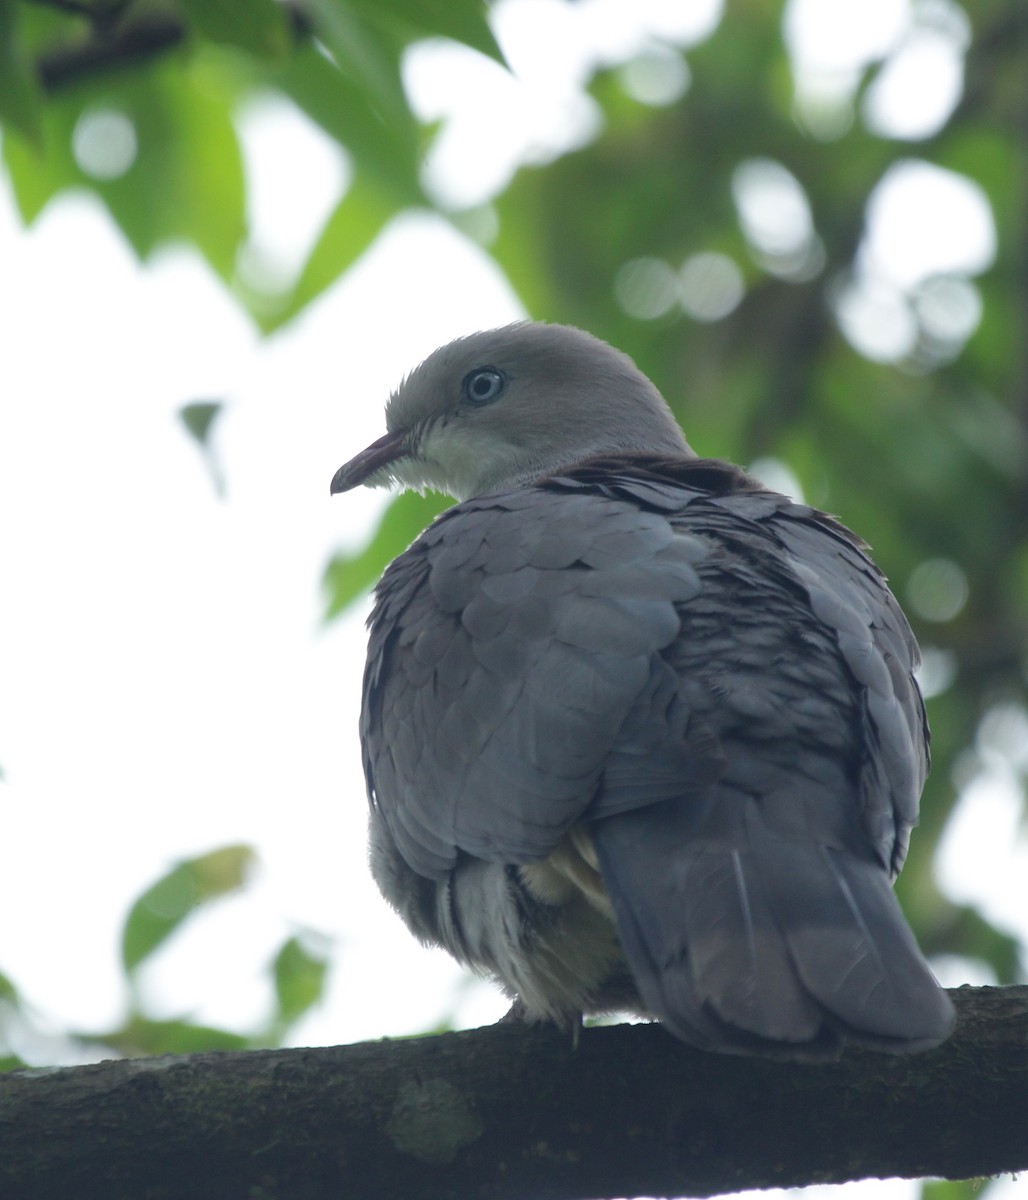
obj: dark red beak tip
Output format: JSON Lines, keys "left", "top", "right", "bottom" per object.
{"left": 330, "top": 428, "right": 408, "bottom": 496}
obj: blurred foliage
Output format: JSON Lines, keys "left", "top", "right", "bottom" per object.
{"left": 0, "top": 970, "right": 25, "bottom": 1071}
{"left": 0, "top": 846, "right": 332, "bottom": 1065}
{"left": 323, "top": 488, "right": 450, "bottom": 616}
{"left": 121, "top": 843, "right": 255, "bottom": 972}
{"left": 0, "top": 0, "right": 1025, "bottom": 1127}
{"left": 0, "top": 0, "right": 500, "bottom": 314}
{"left": 924, "top": 1182, "right": 992, "bottom": 1200}
{"left": 179, "top": 398, "right": 226, "bottom": 493}
{"left": 270, "top": 932, "right": 332, "bottom": 1040}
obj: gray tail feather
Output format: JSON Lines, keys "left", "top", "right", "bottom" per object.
{"left": 590, "top": 796, "right": 955, "bottom": 1059}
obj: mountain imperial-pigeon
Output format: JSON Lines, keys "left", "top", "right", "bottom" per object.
{"left": 331, "top": 322, "right": 955, "bottom": 1058}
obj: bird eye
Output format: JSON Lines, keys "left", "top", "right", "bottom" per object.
{"left": 461, "top": 367, "right": 507, "bottom": 407}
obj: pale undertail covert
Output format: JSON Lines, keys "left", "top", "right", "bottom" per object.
{"left": 331, "top": 322, "right": 955, "bottom": 1058}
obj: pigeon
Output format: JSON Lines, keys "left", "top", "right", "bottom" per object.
{"left": 331, "top": 322, "right": 955, "bottom": 1058}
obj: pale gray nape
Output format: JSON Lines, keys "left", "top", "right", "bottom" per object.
{"left": 333, "top": 321, "right": 955, "bottom": 1059}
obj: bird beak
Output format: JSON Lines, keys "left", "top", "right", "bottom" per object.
{"left": 330, "top": 428, "right": 409, "bottom": 495}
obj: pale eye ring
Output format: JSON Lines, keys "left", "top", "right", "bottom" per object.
{"left": 461, "top": 367, "right": 507, "bottom": 406}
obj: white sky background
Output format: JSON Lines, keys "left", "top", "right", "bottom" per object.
{"left": 0, "top": 0, "right": 1025, "bottom": 1196}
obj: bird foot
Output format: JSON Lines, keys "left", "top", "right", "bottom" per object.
{"left": 498, "top": 996, "right": 530, "bottom": 1024}
{"left": 497, "top": 999, "right": 583, "bottom": 1049}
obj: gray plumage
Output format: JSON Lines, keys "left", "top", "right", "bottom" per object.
{"left": 332, "top": 322, "right": 955, "bottom": 1058}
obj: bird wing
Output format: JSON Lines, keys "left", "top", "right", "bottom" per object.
{"left": 361, "top": 478, "right": 714, "bottom": 880}
{"left": 568, "top": 461, "right": 942, "bottom": 1052}
{"left": 361, "top": 457, "right": 927, "bottom": 881}
{"left": 361, "top": 458, "right": 949, "bottom": 1052}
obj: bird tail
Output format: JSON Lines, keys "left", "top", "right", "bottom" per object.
{"left": 590, "top": 794, "right": 955, "bottom": 1058}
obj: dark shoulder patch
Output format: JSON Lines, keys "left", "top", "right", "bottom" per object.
{"left": 544, "top": 455, "right": 766, "bottom": 499}
{"left": 541, "top": 454, "right": 871, "bottom": 560}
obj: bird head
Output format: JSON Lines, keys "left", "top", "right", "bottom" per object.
{"left": 330, "top": 322, "right": 693, "bottom": 501}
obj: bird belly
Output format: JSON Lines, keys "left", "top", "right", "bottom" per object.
{"left": 369, "top": 805, "right": 639, "bottom": 1025}
{"left": 519, "top": 826, "right": 613, "bottom": 918}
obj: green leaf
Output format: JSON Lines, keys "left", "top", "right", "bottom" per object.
{"left": 370, "top": 0, "right": 506, "bottom": 67}
{"left": 303, "top": 0, "right": 409, "bottom": 125}
{"left": 0, "top": 971, "right": 19, "bottom": 1005}
{"left": 1, "top": 97, "right": 79, "bottom": 225}
{"left": 177, "top": 0, "right": 290, "bottom": 58}
{"left": 179, "top": 401, "right": 224, "bottom": 448}
{"left": 273, "top": 44, "right": 422, "bottom": 206}
{"left": 271, "top": 934, "right": 330, "bottom": 1029}
{"left": 259, "top": 173, "right": 389, "bottom": 332}
{"left": 179, "top": 400, "right": 226, "bottom": 495}
{"left": 324, "top": 490, "right": 451, "bottom": 618}
{"left": 121, "top": 844, "right": 256, "bottom": 973}
{"left": 0, "top": 0, "right": 43, "bottom": 145}
{"left": 80, "top": 1016, "right": 251, "bottom": 1056}
{"left": 93, "top": 61, "right": 247, "bottom": 277}
{"left": 923, "top": 1180, "right": 991, "bottom": 1200}
{"left": 3, "top": 51, "right": 247, "bottom": 275}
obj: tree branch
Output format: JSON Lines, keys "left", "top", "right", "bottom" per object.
{"left": 25, "top": 0, "right": 117, "bottom": 21}
{"left": 36, "top": 11, "right": 188, "bottom": 91}
{"left": 0, "top": 986, "right": 1025, "bottom": 1200}
{"left": 34, "top": 4, "right": 313, "bottom": 93}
